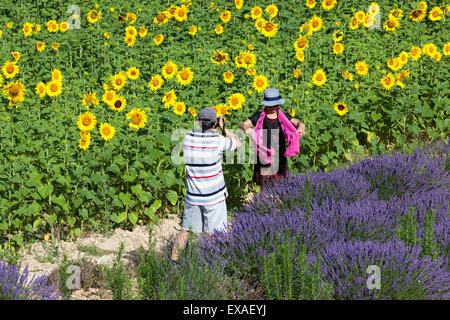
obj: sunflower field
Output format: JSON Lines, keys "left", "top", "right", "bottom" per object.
{"left": 0, "top": 0, "right": 449, "bottom": 246}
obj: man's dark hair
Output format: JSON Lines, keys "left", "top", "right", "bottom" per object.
{"left": 200, "top": 119, "right": 216, "bottom": 130}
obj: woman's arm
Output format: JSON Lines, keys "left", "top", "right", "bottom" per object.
{"left": 290, "top": 118, "right": 306, "bottom": 137}
{"left": 239, "top": 119, "right": 254, "bottom": 136}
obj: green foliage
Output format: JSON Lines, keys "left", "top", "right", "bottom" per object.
{"left": 263, "top": 239, "right": 333, "bottom": 300}
{"left": 397, "top": 207, "right": 418, "bottom": 247}
{"left": 104, "top": 242, "right": 133, "bottom": 300}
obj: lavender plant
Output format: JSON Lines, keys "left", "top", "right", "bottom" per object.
{"left": 0, "top": 259, "right": 63, "bottom": 300}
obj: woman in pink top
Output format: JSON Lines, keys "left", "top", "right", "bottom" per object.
{"left": 239, "top": 88, "right": 306, "bottom": 187}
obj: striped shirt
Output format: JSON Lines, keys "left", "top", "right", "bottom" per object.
{"left": 183, "top": 129, "right": 237, "bottom": 206}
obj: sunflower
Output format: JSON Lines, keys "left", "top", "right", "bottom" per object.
{"left": 228, "top": 93, "right": 245, "bottom": 110}
{"left": 333, "top": 43, "right": 344, "bottom": 55}
{"left": 214, "top": 24, "right": 224, "bottom": 35}
{"left": 176, "top": 67, "right": 194, "bottom": 86}
{"left": 110, "top": 73, "right": 127, "bottom": 91}
{"left": 33, "top": 24, "right": 41, "bottom": 33}
{"left": 418, "top": 2, "right": 427, "bottom": 11}
{"left": 295, "top": 50, "right": 305, "bottom": 62}
{"left": 235, "top": 0, "right": 243, "bottom": 10}
{"left": 254, "top": 18, "right": 266, "bottom": 32}
{"left": 410, "top": 46, "right": 422, "bottom": 60}
{"left": 36, "top": 41, "right": 46, "bottom": 52}
{"left": 35, "top": 82, "right": 46, "bottom": 98}
{"left": 311, "top": 69, "right": 327, "bottom": 86}
{"left": 46, "top": 80, "right": 62, "bottom": 97}
{"left": 443, "top": 43, "right": 450, "bottom": 56}
{"left": 293, "top": 36, "right": 309, "bottom": 52}
{"left": 127, "top": 67, "right": 140, "bottom": 80}
{"left": 60, "top": 21, "right": 69, "bottom": 32}
{"left": 253, "top": 74, "right": 269, "bottom": 93}
{"left": 46, "top": 20, "right": 59, "bottom": 32}
{"left": 110, "top": 95, "right": 127, "bottom": 112}
{"left": 139, "top": 26, "right": 148, "bottom": 38}
{"left": 126, "top": 12, "right": 137, "bottom": 24}
{"left": 211, "top": 50, "right": 229, "bottom": 66}
{"left": 77, "top": 112, "right": 97, "bottom": 131}
{"left": 246, "top": 67, "right": 257, "bottom": 76}
{"left": 2, "top": 61, "right": 19, "bottom": 79}
{"left": 153, "top": 11, "right": 169, "bottom": 25}
{"left": 87, "top": 10, "right": 102, "bottom": 24}
{"left": 389, "top": 9, "right": 403, "bottom": 20}
{"left": 387, "top": 58, "right": 401, "bottom": 71}
{"left": 342, "top": 70, "right": 354, "bottom": 81}
{"left": 153, "top": 34, "right": 164, "bottom": 46}
{"left": 309, "top": 16, "right": 323, "bottom": 32}
{"left": 321, "top": 0, "right": 337, "bottom": 11}
{"left": 173, "top": 102, "right": 186, "bottom": 116}
{"left": 429, "top": 7, "right": 444, "bottom": 21}
{"left": 82, "top": 91, "right": 99, "bottom": 106}
{"left": 355, "top": 11, "right": 366, "bottom": 23}
{"left": 52, "top": 43, "right": 60, "bottom": 51}
{"left": 174, "top": 5, "right": 189, "bottom": 22}
{"left": 167, "top": 5, "right": 178, "bottom": 17}
{"left": 380, "top": 73, "right": 396, "bottom": 91}
{"left": 22, "top": 22, "right": 33, "bottom": 36}
{"left": 99, "top": 123, "right": 115, "bottom": 141}
{"left": 3, "top": 80, "right": 26, "bottom": 105}
{"left": 355, "top": 61, "right": 369, "bottom": 76}
{"left": 293, "top": 69, "right": 302, "bottom": 78}
{"left": 148, "top": 74, "right": 164, "bottom": 91}
{"left": 332, "top": 30, "right": 344, "bottom": 42}
{"left": 51, "top": 69, "right": 63, "bottom": 83}
{"left": 266, "top": 5, "right": 278, "bottom": 18}
{"left": 241, "top": 51, "right": 257, "bottom": 68}
{"left": 124, "top": 35, "right": 136, "bottom": 47}
{"left": 220, "top": 10, "right": 231, "bottom": 23}
{"left": 349, "top": 18, "right": 359, "bottom": 30}
{"left": 213, "top": 104, "right": 230, "bottom": 117}
{"left": 432, "top": 51, "right": 442, "bottom": 61}
{"left": 306, "top": 0, "right": 316, "bottom": 9}
{"left": 409, "top": 9, "right": 426, "bottom": 22}
{"left": 223, "top": 70, "right": 234, "bottom": 83}
{"left": 299, "top": 22, "right": 313, "bottom": 36}
{"left": 162, "top": 61, "right": 178, "bottom": 79}
{"left": 260, "top": 19, "right": 278, "bottom": 38}
{"left": 334, "top": 102, "right": 348, "bottom": 116}
{"left": 188, "top": 25, "right": 197, "bottom": 35}
{"left": 125, "top": 26, "right": 137, "bottom": 38}
{"left": 126, "top": 109, "right": 148, "bottom": 131}
{"left": 102, "top": 90, "right": 117, "bottom": 106}
{"left": 78, "top": 133, "right": 91, "bottom": 150}
{"left": 162, "top": 89, "right": 177, "bottom": 108}
{"left": 383, "top": 17, "right": 400, "bottom": 32}
{"left": 398, "top": 51, "right": 409, "bottom": 65}
{"left": 423, "top": 43, "right": 437, "bottom": 57}
{"left": 251, "top": 6, "right": 263, "bottom": 19}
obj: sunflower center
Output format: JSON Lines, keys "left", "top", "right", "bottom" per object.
{"left": 178, "top": 10, "right": 185, "bottom": 17}
{"left": 116, "top": 78, "right": 122, "bottom": 85}
{"left": 231, "top": 98, "right": 239, "bottom": 105}
{"left": 10, "top": 84, "right": 20, "bottom": 95}
{"left": 50, "top": 83, "right": 58, "bottom": 92}
{"left": 107, "top": 92, "right": 115, "bottom": 100}
{"left": 132, "top": 114, "right": 141, "bottom": 124}
{"left": 157, "top": 14, "right": 165, "bottom": 22}
{"left": 6, "top": 65, "right": 14, "bottom": 73}
{"left": 433, "top": 11, "right": 439, "bottom": 17}
{"left": 387, "top": 20, "right": 395, "bottom": 28}
{"left": 326, "top": 0, "right": 332, "bottom": 5}
{"left": 316, "top": 74, "right": 323, "bottom": 81}
{"left": 297, "top": 40, "right": 305, "bottom": 48}
{"left": 264, "top": 23, "right": 274, "bottom": 32}
{"left": 115, "top": 100, "right": 122, "bottom": 108}
{"left": 256, "top": 79, "right": 264, "bottom": 87}
{"left": 82, "top": 117, "right": 91, "bottom": 126}
{"left": 90, "top": 12, "right": 98, "bottom": 19}
{"left": 312, "top": 21, "right": 319, "bottom": 27}
{"left": 338, "top": 104, "right": 344, "bottom": 111}
{"left": 181, "top": 71, "right": 189, "bottom": 80}
{"left": 153, "top": 79, "right": 159, "bottom": 86}
{"left": 24, "top": 26, "right": 30, "bottom": 32}
{"left": 102, "top": 127, "right": 111, "bottom": 136}
{"left": 385, "top": 78, "right": 391, "bottom": 85}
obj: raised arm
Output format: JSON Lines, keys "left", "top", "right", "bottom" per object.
{"left": 239, "top": 119, "right": 254, "bottom": 136}
{"left": 290, "top": 118, "right": 306, "bottom": 137}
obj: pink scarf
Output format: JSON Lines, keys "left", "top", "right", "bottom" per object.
{"left": 251, "top": 107, "right": 300, "bottom": 165}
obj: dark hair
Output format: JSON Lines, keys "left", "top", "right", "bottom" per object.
{"left": 200, "top": 119, "right": 216, "bottom": 130}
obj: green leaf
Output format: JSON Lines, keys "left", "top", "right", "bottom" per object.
{"left": 371, "top": 111, "right": 382, "bottom": 122}
{"left": 161, "top": 171, "right": 175, "bottom": 188}
{"left": 119, "top": 192, "right": 132, "bottom": 206}
{"left": 45, "top": 214, "right": 57, "bottom": 225}
{"left": 166, "top": 191, "right": 178, "bottom": 206}
{"left": 13, "top": 234, "right": 23, "bottom": 245}
{"left": 67, "top": 216, "right": 76, "bottom": 227}
{"left": 37, "top": 184, "right": 53, "bottom": 199}
{"left": 128, "top": 212, "right": 138, "bottom": 225}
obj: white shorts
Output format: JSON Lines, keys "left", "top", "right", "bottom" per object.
{"left": 181, "top": 200, "right": 228, "bottom": 233}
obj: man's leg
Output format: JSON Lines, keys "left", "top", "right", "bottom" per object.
{"left": 171, "top": 201, "right": 202, "bottom": 261}
{"left": 171, "top": 229, "right": 189, "bottom": 261}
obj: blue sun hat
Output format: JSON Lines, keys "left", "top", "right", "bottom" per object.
{"left": 260, "top": 88, "right": 285, "bottom": 106}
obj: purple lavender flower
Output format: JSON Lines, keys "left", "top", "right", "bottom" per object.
{"left": 0, "top": 260, "right": 63, "bottom": 300}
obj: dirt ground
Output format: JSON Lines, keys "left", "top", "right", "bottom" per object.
{"left": 18, "top": 214, "right": 181, "bottom": 300}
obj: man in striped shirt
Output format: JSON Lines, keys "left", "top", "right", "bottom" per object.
{"left": 171, "top": 107, "right": 242, "bottom": 261}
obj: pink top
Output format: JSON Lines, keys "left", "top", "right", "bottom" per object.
{"left": 251, "top": 107, "right": 300, "bottom": 165}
